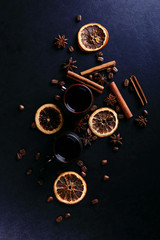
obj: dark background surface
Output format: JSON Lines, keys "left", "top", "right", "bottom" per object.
{"left": 0, "top": 0, "right": 160, "bottom": 239}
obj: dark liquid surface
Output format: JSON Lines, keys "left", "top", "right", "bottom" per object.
{"left": 55, "top": 134, "right": 81, "bottom": 163}
{"left": 65, "top": 85, "right": 92, "bottom": 113}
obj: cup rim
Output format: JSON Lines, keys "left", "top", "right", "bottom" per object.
{"left": 63, "top": 83, "right": 93, "bottom": 114}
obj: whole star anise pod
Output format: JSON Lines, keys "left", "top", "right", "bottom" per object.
{"left": 74, "top": 118, "right": 87, "bottom": 133}
{"left": 64, "top": 57, "right": 77, "bottom": 71}
{"left": 104, "top": 93, "right": 117, "bottom": 106}
{"left": 135, "top": 115, "right": 147, "bottom": 127}
{"left": 54, "top": 35, "right": 68, "bottom": 48}
{"left": 110, "top": 134, "right": 122, "bottom": 145}
{"left": 81, "top": 133, "right": 93, "bottom": 147}
{"left": 96, "top": 73, "right": 107, "bottom": 86}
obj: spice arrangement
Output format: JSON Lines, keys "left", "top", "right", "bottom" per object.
{"left": 17, "top": 16, "right": 149, "bottom": 223}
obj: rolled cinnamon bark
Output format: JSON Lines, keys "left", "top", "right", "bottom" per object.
{"left": 109, "top": 81, "right": 133, "bottom": 119}
{"left": 81, "top": 61, "right": 116, "bottom": 76}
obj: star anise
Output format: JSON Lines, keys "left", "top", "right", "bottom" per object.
{"left": 104, "top": 94, "right": 117, "bottom": 106}
{"left": 54, "top": 35, "right": 68, "bottom": 48}
{"left": 74, "top": 118, "right": 87, "bottom": 133}
{"left": 135, "top": 115, "right": 147, "bottom": 127}
{"left": 64, "top": 57, "right": 77, "bottom": 71}
{"left": 81, "top": 133, "right": 93, "bottom": 147}
{"left": 110, "top": 134, "right": 122, "bottom": 145}
{"left": 96, "top": 73, "right": 107, "bottom": 86}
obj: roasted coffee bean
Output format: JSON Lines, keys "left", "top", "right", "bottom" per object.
{"left": 143, "top": 109, "right": 148, "bottom": 117}
{"left": 51, "top": 79, "right": 58, "bottom": 85}
{"left": 35, "top": 152, "right": 40, "bottom": 160}
{"left": 108, "top": 72, "right": 114, "bottom": 80}
{"left": 115, "top": 105, "right": 121, "bottom": 113}
{"left": 56, "top": 216, "right": 63, "bottom": 223}
{"left": 26, "top": 169, "right": 33, "bottom": 175}
{"left": 89, "top": 74, "right": 93, "bottom": 80}
{"left": 87, "top": 128, "right": 92, "bottom": 136}
{"left": 19, "top": 104, "right": 24, "bottom": 111}
{"left": 96, "top": 52, "right": 103, "bottom": 57}
{"left": 19, "top": 148, "right": 26, "bottom": 156}
{"left": 59, "top": 81, "right": 65, "bottom": 87}
{"left": 84, "top": 114, "right": 90, "bottom": 120}
{"left": 113, "top": 146, "right": 119, "bottom": 151}
{"left": 92, "top": 135, "right": 98, "bottom": 141}
{"left": 46, "top": 196, "right": 53, "bottom": 203}
{"left": 103, "top": 175, "right": 110, "bottom": 181}
{"left": 123, "top": 79, "right": 129, "bottom": 87}
{"left": 94, "top": 72, "right": 99, "bottom": 77}
{"left": 81, "top": 171, "right": 86, "bottom": 178}
{"left": 37, "top": 178, "right": 44, "bottom": 186}
{"left": 77, "top": 160, "right": 84, "bottom": 167}
{"left": 112, "top": 66, "right": 118, "bottom": 73}
{"left": 64, "top": 212, "right": 71, "bottom": 219}
{"left": 76, "top": 14, "right": 82, "bottom": 22}
{"left": 118, "top": 114, "right": 125, "bottom": 120}
{"left": 81, "top": 165, "right": 87, "bottom": 172}
{"left": 54, "top": 94, "right": 61, "bottom": 101}
{"left": 68, "top": 46, "right": 74, "bottom": 53}
{"left": 106, "top": 67, "right": 112, "bottom": 73}
{"left": 31, "top": 122, "right": 36, "bottom": 129}
{"left": 17, "top": 152, "right": 22, "bottom": 160}
{"left": 91, "top": 198, "right": 99, "bottom": 205}
{"left": 90, "top": 105, "right": 98, "bottom": 112}
{"left": 97, "top": 57, "right": 104, "bottom": 63}
{"left": 101, "top": 159, "right": 108, "bottom": 165}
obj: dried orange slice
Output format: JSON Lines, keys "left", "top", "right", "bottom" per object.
{"left": 78, "top": 23, "right": 109, "bottom": 52}
{"left": 54, "top": 171, "right": 87, "bottom": 205}
{"left": 35, "top": 103, "right": 63, "bottom": 134}
{"left": 89, "top": 107, "right": 118, "bottom": 137}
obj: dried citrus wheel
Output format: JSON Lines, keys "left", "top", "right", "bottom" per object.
{"left": 89, "top": 107, "right": 118, "bottom": 137}
{"left": 78, "top": 23, "right": 109, "bottom": 52}
{"left": 35, "top": 103, "right": 63, "bottom": 134}
{"left": 54, "top": 171, "right": 87, "bottom": 205}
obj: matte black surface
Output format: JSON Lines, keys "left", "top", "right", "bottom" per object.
{"left": 0, "top": 0, "right": 160, "bottom": 239}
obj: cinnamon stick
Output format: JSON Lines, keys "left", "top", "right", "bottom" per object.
{"left": 81, "top": 61, "right": 116, "bottom": 76}
{"left": 130, "top": 75, "right": 147, "bottom": 106}
{"left": 109, "top": 81, "right": 133, "bottom": 119}
{"left": 67, "top": 70, "right": 104, "bottom": 91}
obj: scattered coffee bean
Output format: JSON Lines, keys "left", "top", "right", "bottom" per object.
{"left": 26, "top": 169, "right": 33, "bottom": 175}
{"left": 37, "top": 178, "right": 44, "bottom": 186}
{"left": 64, "top": 212, "right": 71, "bottom": 219}
{"left": 113, "top": 146, "right": 119, "bottom": 151}
{"left": 118, "top": 114, "right": 125, "bottom": 120}
{"left": 59, "top": 81, "right": 65, "bottom": 87}
{"left": 96, "top": 52, "right": 103, "bottom": 57}
{"left": 68, "top": 46, "right": 74, "bottom": 53}
{"left": 17, "top": 152, "right": 22, "bottom": 160}
{"left": 143, "top": 109, "right": 148, "bottom": 117}
{"left": 101, "top": 159, "right": 108, "bottom": 165}
{"left": 84, "top": 114, "right": 90, "bottom": 120}
{"left": 56, "top": 216, "right": 63, "bottom": 223}
{"left": 81, "top": 171, "right": 86, "bottom": 178}
{"left": 90, "top": 105, "right": 98, "bottom": 112}
{"left": 54, "top": 94, "right": 61, "bottom": 101}
{"left": 46, "top": 196, "right": 53, "bottom": 203}
{"left": 81, "top": 166, "right": 87, "bottom": 172}
{"left": 76, "top": 14, "right": 82, "bottom": 22}
{"left": 112, "top": 66, "right": 118, "bottom": 73}
{"left": 91, "top": 198, "right": 99, "bottom": 205}
{"left": 19, "top": 148, "right": 26, "bottom": 156}
{"left": 35, "top": 152, "right": 40, "bottom": 160}
{"left": 94, "top": 72, "right": 99, "bottom": 77}
{"left": 123, "top": 79, "right": 129, "bottom": 87}
{"left": 51, "top": 79, "right": 58, "bottom": 85}
{"left": 103, "top": 175, "right": 110, "bottom": 181}
{"left": 92, "top": 135, "right": 98, "bottom": 141}
{"left": 77, "top": 160, "right": 84, "bottom": 167}
{"left": 97, "top": 57, "right": 104, "bottom": 63}
{"left": 31, "top": 122, "right": 36, "bottom": 129}
{"left": 115, "top": 105, "right": 121, "bottom": 113}
{"left": 106, "top": 67, "right": 112, "bottom": 73}
{"left": 108, "top": 72, "right": 114, "bottom": 80}
{"left": 87, "top": 128, "right": 92, "bottom": 136}
{"left": 19, "top": 104, "right": 24, "bottom": 111}
{"left": 89, "top": 74, "right": 93, "bottom": 80}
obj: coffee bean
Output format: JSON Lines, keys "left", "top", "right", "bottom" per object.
{"left": 87, "top": 128, "right": 92, "bottom": 136}
{"left": 90, "top": 105, "right": 98, "bottom": 112}
{"left": 103, "top": 175, "right": 110, "bottom": 181}
{"left": 17, "top": 152, "right": 22, "bottom": 160}
{"left": 19, "top": 148, "right": 26, "bottom": 156}
{"left": 35, "top": 152, "right": 40, "bottom": 160}
{"left": 81, "top": 166, "right": 87, "bottom": 172}
{"left": 46, "top": 196, "right": 53, "bottom": 203}
{"left": 37, "top": 178, "right": 44, "bottom": 186}
{"left": 96, "top": 52, "right": 103, "bottom": 57}
{"left": 91, "top": 198, "right": 99, "bottom": 205}
{"left": 59, "top": 81, "right": 65, "bottom": 87}
{"left": 88, "top": 74, "right": 93, "bottom": 80}
{"left": 112, "top": 67, "right": 118, "bottom": 73}
{"left": 77, "top": 160, "right": 84, "bottom": 167}
{"left": 108, "top": 72, "right": 114, "bottom": 80}
{"left": 81, "top": 171, "right": 86, "bottom": 178}
{"left": 56, "top": 216, "right": 63, "bottom": 223}
{"left": 84, "top": 114, "right": 90, "bottom": 120}
{"left": 143, "top": 109, "right": 148, "bottom": 117}
{"left": 92, "top": 135, "right": 98, "bottom": 141}
{"left": 118, "top": 114, "right": 125, "bottom": 120}
{"left": 26, "top": 169, "right": 32, "bottom": 175}
{"left": 19, "top": 104, "right": 24, "bottom": 111}
{"left": 94, "top": 72, "right": 99, "bottom": 77}
{"left": 113, "top": 146, "right": 119, "bottom": 151}
{"left": 123, "top": 79, "right": 129, "bottom": 87}
{"left": 76, "top": 14, "right": 82, "bottom": 22}
{"left": 101, "top": 159, "right": 108, "bottom": 165}
{"left": 97, "top": 57, "right": 104, "bottom": 63}
{"left": 31, "top": 122, "right": 36, "bottom": 129}
{"left": 51, "top": 79, "right": 58, "bottom": 85}
{"left": 115, "top": 105, "right": 121, "bottom": 113}
{"left": 106, "top": 67, "right": 112, "bottom": 73}
{"left": 64, "top": 212, "right": 71, "bottom": 219}
{"left": 68, "top": 46, "right": 74, "bottom": 53}
{"left": 54, "top": 94, "right": 61, "bottom": 101}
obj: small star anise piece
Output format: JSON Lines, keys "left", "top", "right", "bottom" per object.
{"left": 81, "top": 133, "right": 93, "bottom": 147}
{"left": 110, "top": 134, "right": 122, "bottom": 146}
{"left": 135, "top": 115, "right": 147, "bottom": 127}
{"left": 64, "top": 57, "right": 77, "bottom": 71}
{"left": 54, "top": 35, "right": 68, "bottom": 48}
{"left": 96, "top": 73, "right": 107, "bottom": 86}
{"left": 74, "top": 118, "right": 87, "bottom": 133}
{"left": 104, "top": 93, "right": 117, "bottom": 106}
